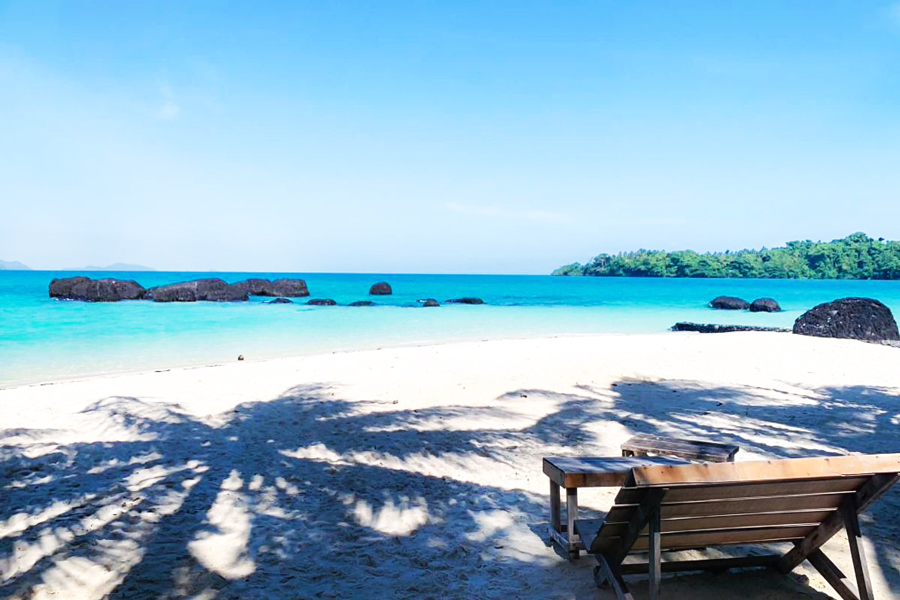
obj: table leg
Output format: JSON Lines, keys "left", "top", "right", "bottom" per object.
{"left": 550, "top": 480, "right": 561, "bottom": 532}
{"left": 567, "top": 487, "right": 580, "bottom": 559}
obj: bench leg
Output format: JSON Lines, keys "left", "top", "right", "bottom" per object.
{"left": 841, "top": 498, "right": 874, "bottom": 600}
{"left": 595, "top": 554, "right": 635, "bottom": 600}
{"left": 649, "top": 508, "right": 662, "bottom": 600}
{"left": 567, "top": 487, "right": 580, "bottom": 559}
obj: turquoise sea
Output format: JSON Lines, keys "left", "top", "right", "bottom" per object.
{"left": 2, "top": 270, "right": 900, "bottom": 388}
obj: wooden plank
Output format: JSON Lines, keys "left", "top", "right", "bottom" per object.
{"left": 615, "top": 476, "right": 869, "bottom": 504}
{"left": 648, "top": 509, "right": 661, "bottom": 600}
{"left": 550, "top": 480, "right": 561, "bottom": 532}
{"left": 598, "top": 488, "right": 666, "bottom": 560}
{"left": 606, "top": 492, "right": 845, "bottom": 522}
{"left": 543, "top": 456, "right": 688, "bottom": 489}
{"left": 840, "top": 497, "right": 873, "bottom": 600}
{"left": 628, "top": 525, "right": 815, "bottom": 551}
{"left": 778, "top": 473, "right": 900, "bottom": 573}
{"left": 597, "top": 509, "right": 835, "bottom": 537}
{"left": 574, "top": 518, "right": 603, "bottom": 548}
{"left": 631, "top": 454, "right": 900, "bottom": 487}
{"left": 807, "top": 549, "right": 862, "bottom": 600}
{"left": 619, "top": 554, "right": 781, "bottom": 574}
{"left": 595, "top": 554, "right": 635, "bottom": 600}
{"left": 621, "top": 435, "right": 739, "bottom": 462}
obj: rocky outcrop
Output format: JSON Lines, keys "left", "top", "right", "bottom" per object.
{"left": 709, "top": 296, "right": 750, "bottom": 310}
{"left": 231, "top": 278, "right": 309, "bottom": 297}
{"left": 145, "top": 279, "right": 248, "bottom": 302}
{"left": 750, "top": 298, "right": 781, "bottom": 313}
{"left": 307, "top": 299, "right": 337, "bottom": 306}
{"left": 265, "top": 297, "right": 294, "bottom": 304}
{"left": 349, "top": 301, "right": 375, "bottom": 307}
{"left": 419, "top": 298, "right": 440, "bottom": 307}
{"left": 792, "top": 298, "right": 900, "bottom": 342}
{"left": 672, "top": 322, "right": 789, "bottom": 333}
{"left": 369, "top": 282, "right": 392, "bottom": 295}
{"left": 49, "top": 276, "right": 146, "bottom": 301}
{"left": 446, "top": 297, "right": 484, "bottom": 305}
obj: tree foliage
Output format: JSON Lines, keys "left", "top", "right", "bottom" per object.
{"left": 553, "top": 233, "right": 900, "bottom": 279}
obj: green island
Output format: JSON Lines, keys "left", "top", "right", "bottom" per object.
{"left": 553, "top": 233, "right": 900, "bottom": 279}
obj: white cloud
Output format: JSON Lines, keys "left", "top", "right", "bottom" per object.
{"left": 157, "top": 84, "right": 180, "bottom": 121}
{"left": 446, "top": 201, "right": 573, "bottom": 224}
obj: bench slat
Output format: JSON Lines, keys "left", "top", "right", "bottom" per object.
{"left": 605, "top": 492, "right": 847, "bottom": 523}
{"left": 615, "top": 476, "right": 869, "bottom": 504}
{"left": 597, "top": 509, "right": 836, "bottom": 538}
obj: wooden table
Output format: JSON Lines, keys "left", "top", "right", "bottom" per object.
{"left": 621, "top": 433, "right": 740, "bottom": 463}
{"left": 542, "top": 456, "right": 688, "bottom": 559}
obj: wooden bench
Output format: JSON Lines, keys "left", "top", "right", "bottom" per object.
{"left": 575, "top": 454, "right": 900, "bottom": 600}
{"left": 621, "top": 433, "right": 739, "bottom": 463}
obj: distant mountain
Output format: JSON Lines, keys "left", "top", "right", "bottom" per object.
{"left": 68, "top": 263, "right": 155, "bottom": 272}
{"left": 0, "top": 260, "right": 31, "bottom": 270}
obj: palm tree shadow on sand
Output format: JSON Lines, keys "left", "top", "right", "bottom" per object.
{"left": 2, "top": 378, "right": 885, "bottom": 598}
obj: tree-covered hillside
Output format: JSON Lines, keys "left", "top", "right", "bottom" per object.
{"left": 553, "top": 233, "right": 900, "bottom": 279}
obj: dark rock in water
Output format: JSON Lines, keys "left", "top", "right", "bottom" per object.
{"left": 419, "top": 298, "right": 440, "bottom": 307}
{"left": 369, "top": 281, "right": 392, "bottom": 295}
{"left": 231, "top": 278, "right": 275, "bottom": 296}
{"left": 49, "top": 276, "right": 145, "bottom": 301}
{"left": 231, "top": 278, "right": 309, "bottom": 297}
{"left": 145, "top": 279, "right": 248, "bottom": 302}
{"left": 709, "top": 296, "right": 750, "bottom": 310}
{"left": 265, "top": 297, "right": 294, "bottom": 304}
{"left": 792, "top": 297, "right": 899, "bottom": 342}
{"left": 749, "top": 298, "right": 781, "bottom": 313}
{"left": 349, "top": 300, "right": 375, "bottom": 307}
{"left": 672, "top": 322, "right": 790, "bottom": 334}
{"left": 271, "top": 278, "right": 309, "bottom": 297}
{"left": 446, "top": 297, "right": 484, "bottom": 305}
{"left": 307, "top": 299, "right": 337, "bottom": 306}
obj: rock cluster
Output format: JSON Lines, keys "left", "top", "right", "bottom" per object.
{"left": 793, "top": 297, "right": 899, "bottom": 342}
{"left": 145, "top": 279, "right": 248, "bottom": 302}
{"left": 672, "top": 322, "right": 789, "bottom": 333}
{"left": 709, "top": 296, "right": 781, "bottom": 312}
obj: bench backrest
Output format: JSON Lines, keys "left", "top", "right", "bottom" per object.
{"left": 590, "top": 454, "right": 900, "bottom": 555}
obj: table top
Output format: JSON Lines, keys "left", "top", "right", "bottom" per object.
{"left": 543, "top": 456, "right": 689, "bottom": 488}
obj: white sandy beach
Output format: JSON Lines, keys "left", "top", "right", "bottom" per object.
{"left": 1, "top": 331, "right": 899, "bottom": 599}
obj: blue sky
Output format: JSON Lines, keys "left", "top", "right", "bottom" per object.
{"left": 2, "top": 1, "right": 899, "bottom": 273}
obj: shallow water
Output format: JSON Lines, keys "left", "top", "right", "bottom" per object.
{"left": 2, "top": 270, "right": 899, "bottom": 387}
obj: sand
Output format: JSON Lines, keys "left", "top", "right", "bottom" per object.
{"left": 1, "top": 331, "right": 899, "bottom": 599}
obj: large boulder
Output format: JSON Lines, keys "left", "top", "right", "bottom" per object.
{"left": 349, "top": 300, "right": 375, "bottom": 307}
{"left": 749, "top": 298, "right": 781, "bottom": 313}
{"left": 231, "top": 278, "right": 276, "bottom": 296}
{"left": 145, "top": 279, "right": 248, "bottom": 302}
{"left": 709, "top": 296, "right": 749, "bottom": 310}
{"left": 49, "top": 276, "right": 145, "bottom": 301}
{"left": 307, "top": 299, "right": 337, "bottom": 306}
{"left": 793, "top": 297, "right": 899, "bottom": 342}
{"left": 446, "top": 297, "right": 484, "bottom": 305}
{"left": 369, "top": 282, "right": 392, "bottom": 295}
{"left": 271, "top": 279, "right": 309, "bottom": 297}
